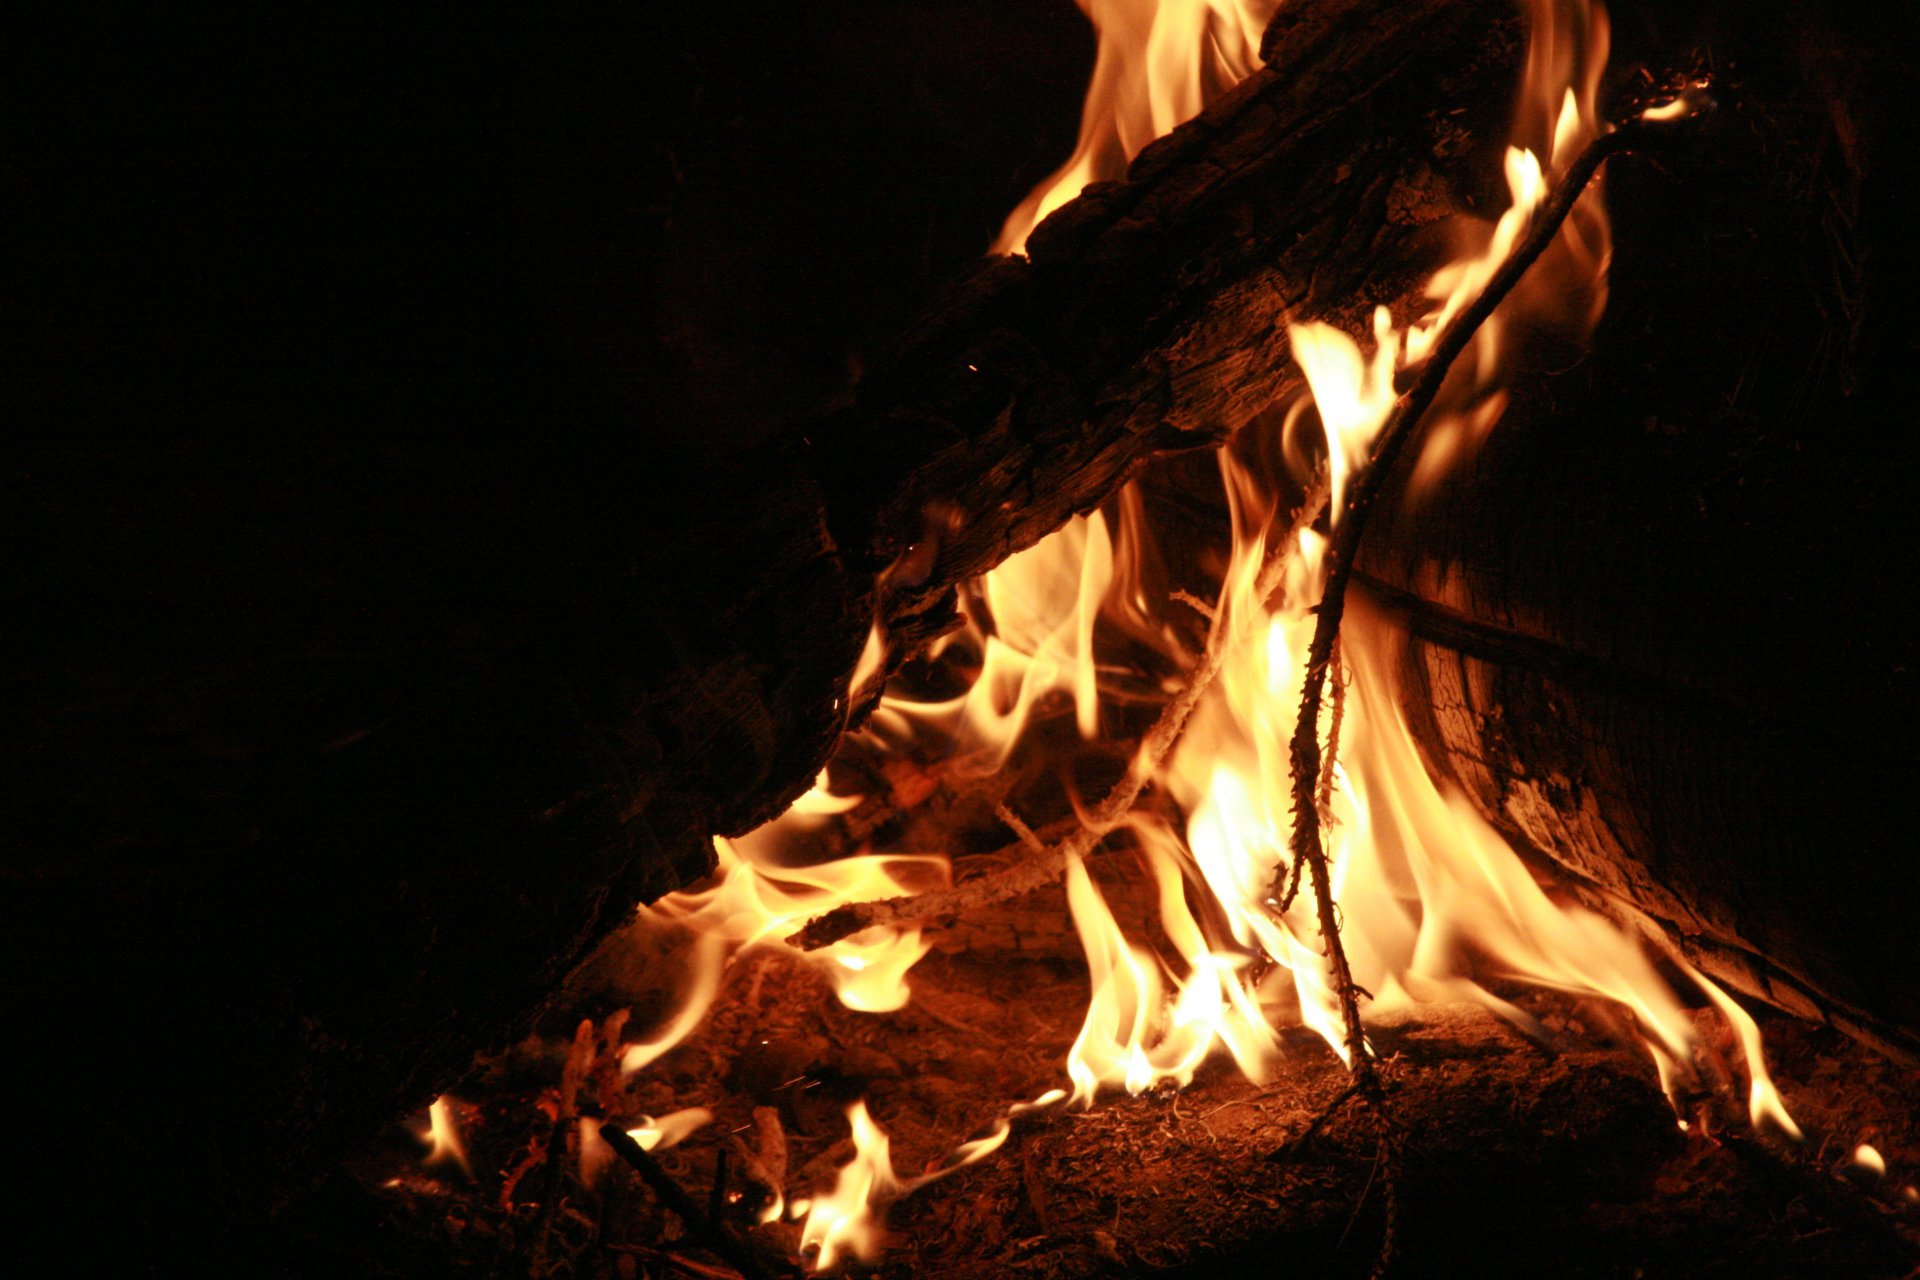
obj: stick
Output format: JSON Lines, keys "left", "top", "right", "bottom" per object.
{"left": 1275, "top": 123, "right": 1639, "bottom": 1082}
{"left": 598, "top": 1123, "right": 786, "bottom": 1280}
{"left": 1272, "top": 112, "right": 1698, "bottom": 1279}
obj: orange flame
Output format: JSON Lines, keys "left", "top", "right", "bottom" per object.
{"left": 995, "top": 0, "right": 1279, "bottom": 254}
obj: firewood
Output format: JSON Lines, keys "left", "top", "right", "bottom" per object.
{"left": 1350, "top": 10, "right": 1920, "bottom": 1060}
{"left": 816, "top": 0, "right": 1527, "bottom": 692}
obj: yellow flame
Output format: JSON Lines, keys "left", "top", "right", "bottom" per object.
{"left": 418, "top": 1095, "right": 472, "bottom": 1180}
{"left": 868, "top": 512, "right": 1117, "bottom": 762}
{"left": 1289, "top": 307, "right": 1400, "bottom": 517}
{"left": 799, "top": 1102, "right": 902, "bottom": 1271}
{"left": 995, "top": 0, "right": 1279, "bottom": 254}
{"left": 619, "top": 782, "right": 947, "bottom": 1075}
{"left": 795, "top": 1091, "right": 1067, "bottom": 1271}
{"left": 627, "top": 1106, "right": 714, "bottom": 1152}
{"left": 580, "top": 1108, "right": 712, "bottom": 1188}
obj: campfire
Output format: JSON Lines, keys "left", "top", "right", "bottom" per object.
{"left": 19, "top": 0, "right": 1917, "bottom": 1275}
{"left": 334, "top": 0, "right": 1915, "bottom": 1274}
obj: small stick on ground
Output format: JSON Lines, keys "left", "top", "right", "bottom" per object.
{"left": 707, "top": 1147, "right": 730, "bottom": 1226}
{"left": 599, "top": 1123, "right": 788, "bottom": 1280}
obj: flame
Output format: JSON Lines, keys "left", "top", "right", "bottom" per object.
{"left": 799, "top": 1102, "right": 902, "bottom": 1271}
{"left": 1289, "top": 307, "right": 1401, "bottom": 515}
{"left": 619, "top": 783, "right": 948, "bottom": 1076}
{"left": 1854, "top": 1143, "right": 1887, "bottom": 1177}
{"left": 995, "top": 0, "right": 1279, "bottom": 254}
{"left": 418, "top": 1095, "right": 472, "bottom": 1180}
{"left": 796, "top": 1091, "right": 1067, "bottom": 1270}
{"left": 867, "top": 512, "right": 1118, "bottom": 761}
{"left": 627, "top": 1106, "right": 714, "bottom": 1152}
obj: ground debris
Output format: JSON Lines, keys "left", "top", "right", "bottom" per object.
{"left": 312, "top": 910, "right": 1920, "bottom": 1280}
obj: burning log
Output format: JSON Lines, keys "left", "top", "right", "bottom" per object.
{"left": 806, "top": 0, "right": 1529, "bottom": 664}
{"left": 1353, "top": 4, "right": 1920, "bottom": 1059}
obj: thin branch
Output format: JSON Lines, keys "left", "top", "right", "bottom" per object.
{"left": 1275, "top": 124, "right": 1637, "bottom": 1085}
{"left": 1170, "top": 588, "right": 1218, "bottom": 620}
{"left": 1272, "top": 121, "right": 1666, "bottom": 1280}
{"left": 993, "top": 801, "right": 1048, "bottom": 856}
{"left": 599, "top": 1123, "right": 788, "bottom": 1280}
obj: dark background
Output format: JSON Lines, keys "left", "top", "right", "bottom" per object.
{"left": 7, "top": 0, "right": 1094, "bottom": 1266}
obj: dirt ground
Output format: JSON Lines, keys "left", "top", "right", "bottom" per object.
{"left": 297, "top": 844, "right": 1920, "bottom": 1280}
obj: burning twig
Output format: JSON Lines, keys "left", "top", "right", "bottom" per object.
{"left": 598, "top": 1123, "right": 791, "bottom": 1280}
{"left": 1274, "top": 106, "right": 1702, "bottom": 1280}
{"left": 1278, "top": 120, "right": 1642, "bottom": 1076}
{"left": 785, "top": 818, "right": 1078, "bottom": 950}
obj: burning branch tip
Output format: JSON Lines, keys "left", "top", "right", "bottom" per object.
{"left": 1170, "top": 589, "right": 1217, "bottom": 620}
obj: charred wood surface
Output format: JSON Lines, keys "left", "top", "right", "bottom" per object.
{"left": 815, "top": 0, "right": 1526, "bottom": 677}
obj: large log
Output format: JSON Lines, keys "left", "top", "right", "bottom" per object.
{"left": 5, "top": 0, "right": 1531, "bottom": 1264}
{"left": 1357, "top": 0, "right": 1920, "bottom": 1057}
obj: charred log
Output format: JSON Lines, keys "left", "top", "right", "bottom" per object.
{"left": 807, "top": 0, "right": 1529, "bottom": 675}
